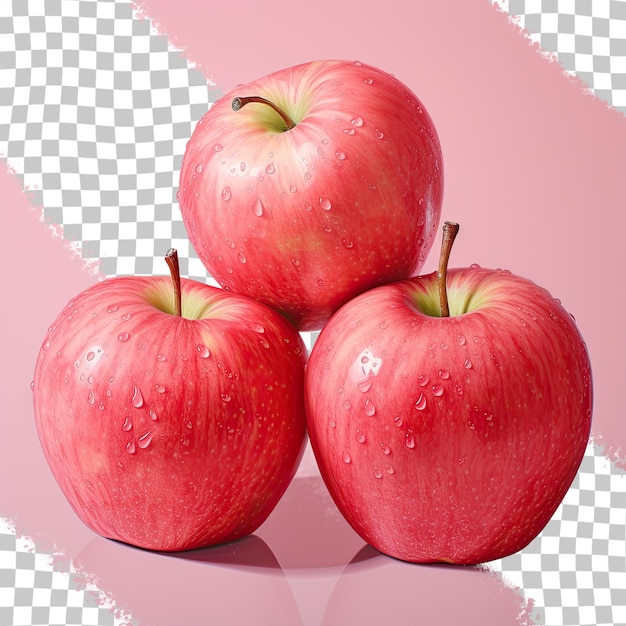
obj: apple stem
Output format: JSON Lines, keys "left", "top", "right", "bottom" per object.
{"left": 165, "top": 248, "right": 182, "bottom": 317}
{"left": 232, "top": 96, "right": 297, "bottom": 131}
{"left": 437, "top": 221, "right": 460, "bottom": 318}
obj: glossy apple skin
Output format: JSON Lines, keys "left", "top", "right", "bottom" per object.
{"left": 32, "top": 277, "right": 307, "bottom": 552}
{"left": 178, "top": 59, "right": 443, "bottom": 331}
{"left": 304, "top": 266, "right": 593, "bottom": 565}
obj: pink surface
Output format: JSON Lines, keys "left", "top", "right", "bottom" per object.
{"left": 2, "top": 0, "right": 625, "bottom": 624}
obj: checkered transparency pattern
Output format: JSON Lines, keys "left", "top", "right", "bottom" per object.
{"left": 1, "top": 1, "right": 626, "bottom": 625}
{"left": 491, "top": 0, "right": 626, "bottom": 114}
{"left": 0, "top": 0, "right": 217, "bottom": 282}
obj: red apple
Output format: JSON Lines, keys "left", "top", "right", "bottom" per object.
{"left": 32, "top": 250, "right": 307, "bottom": 552}
{"left": 304, "top": 223, "right": 593, "bottom": 565}
{"left": 178, "top": 59, "right": 443, "bottom": 331}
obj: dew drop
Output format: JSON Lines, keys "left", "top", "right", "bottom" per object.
{"left": 335, "top": 151, "right": 346, "bottom": 160}
{"left": 98, "top": 402, "right": 105, "bottom": 411}
{"left": 381, "top": 444, "right": 391, "bottom": 455}
{"left": 343, "top": 128, "right": 356, "bottom": 135}
{"left": 125, "top": 440, "right": 136, "bottom": 455}
{"left": 374, "top": 468, "right": 383, "bottom": 479}
{"left": 470, "top": 263, "right": 481, "bottom": 269}
{"left": 365, "top": 399, "right": 376, "bottom": 416}
{"left": 463, "top": 358, "right": 473, "bottom": 370}
{"left": 238, "top": 251, "right": 247, "bottom": 264}
{"left": 343, "top": 451, "right": 352, "bottom": 464}
{"left": 417, "top": 374, "right": 429, "bottom": 387}
{"left": 265, "top": 162, "right": 275, "bottom": 174}
{"left": 473, "top": 336, "right": 486, "bottom": 345}
{"left": 375, "top": 129, "right": 384, "bottom": 139}
{"left": 252, "top": 198, "right": 264, "bottom": 217}
{"left": 118, "top": 332, "right": 130, "bottom": 343}
{"left": 351, "top": 117, "right": 364, "bottom": 127}
{"left": 197, "top": 345, "right": 211, "bottom": 358}
{"left": 221, "top": 393, "right": 232, "bottom": 402}
{"left": 107, "top": 305, "right": 118, "bottom": 313}
{"left": 87, "top": 391, "right": 96, "bottom": 406}
{"left": 358, "top": 379, "right": 372, "bottom": 393}
{"left": 343, "top": 399, "right": 352, "bottom": 410}
{"left": 356, "top": 430, "right": 366, "bottom": 444}
{"left": 414, "top": 393, "right": 427, "bottom": 411}
{"left": 149, "top": 407, "right": 158, "bottom": 421}
{"left": 394, "top": 415, "right": 403, "bottom": 427}
{"left": 131, "top": 385, "right": 144, "bottom": 408}
{"left": 319, "top": 197, "right": 332, "bottom": 211}
{"left": 195, "top": 163, "right": 203, "bottom": 174}
{"left": 157, "top": 354, "right": 167, "bottom": 362}
{"left": 431, "top": 384, "right": 444, "bottom": 397}
{"left": 405, "top": 432, "right": 416, "bottom": 449}
{"left": 457, "top": 334, "right": 466, "bottom": 346}
{"left": 363, "top": 78, "right": 373, "bottom": 85}
{"left": 329, "top": 419, "right": 336, "bottom": 428}
{"left": 138, "top": 431, "right": 154, "bottom": 449}
{"left": 253, "top": 323, "right": 265, "bottom": 334}
{"left": 222, "top": 186, "right": 232, "bottom": 201}
{"left": 121, "top": 313, "right": 132, "bottom": 321}
{"left": 86, "top": 351, "right": 95, "bottom": 361}
{"left": 214, "top": 143, "right": 223, "bottom": 152}
{"left": 438, "top": 369, "right": 450, "bottom": 380}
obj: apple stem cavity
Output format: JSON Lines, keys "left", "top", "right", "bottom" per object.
{"left": 165, "top": 248, "right": 182, "bottom": 317}
{"left": 437, "top": 221, "right": 460, "bottom": 318}
{"left": 232, "top": 96, "right": 297, "bottom": 131}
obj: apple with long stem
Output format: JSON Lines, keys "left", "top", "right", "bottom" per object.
{"left": 304, "top": 222, "right": 593, "bottom": 565}
{"left": 32, "top": 250, "right": 308, "bottom": 552}
{"left": 178, "top": 59, "right": 444, "bottom": 331}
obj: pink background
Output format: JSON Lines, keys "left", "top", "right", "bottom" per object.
{"left": 2, "top": 0, "right": 625, "bottom": 624}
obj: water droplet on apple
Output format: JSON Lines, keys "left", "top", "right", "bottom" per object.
{"left": 470, "top": 263, "right": 481, "bottom": 269}
{"left": 138, "top": 431, "right": 154, "bottom": 449}
{"left": 358, "top": 379, "right": 372, "bottom": 393}
{"left": 156, "top": 384, "right": 166, "bottom": 394}
{"left": 238, "top": 251, "right": 247, "bottom": 264}
{"left": 414, "top": 393, "right": 427, "bottom": 411}
{"left": 132, "top": 385, "right": 144, "bottom": 408}
{"left": 473, "top": 336, "right": 485, "bottom": 345}
{"left": 463, "top": 358, "right": 473, "bottom": 370}
{"left": 432, "top": 384, "right": 444, "bottom": 397}
{"left": 265, "top": 162, "right": 275, "bottom": 174}
{"left": 356, "top": 430, "right": 366, "bottom": 444}
{"left": 98, "top": 402, "right": 105, "bottom": 411}
{"left": 86, "top": 351, "right": 95, "bottom": 361}
{"left": 375, "top": 129, "right": 384, "bottom": 139}
{"left": 221, "top": 393, "right": 232, "bottom": 402}
{"left": 343, "top": 451, "right": 352, "bottom": 464}
{"left": 351, "top": 117, "right": 364, "bottom": 127}
{"left": 197, "top": 345, "right": 211, "bottom": 359}
{"left": 149, "top": 407, "right": 158, "bottom": 421}
{"left": 457, "top": 334, "right": 466, "bottom": 346}
{"left": 387, "top": 466, "right": 395, "bottom": 475}
{"left": 260, "top": 338, "right": 270, "bottom": 349}
{"left": 222, "top": 186, "right": 232, "bottom": 201}
{"left": 365, "top": 398, "right": 376, "bottom": 416}
{"left": 467, "top": 420, "right": 476, "bottom": 430}
{"left": 329, "top": 419, "right": 336, "bottom": 428}
{"left": 438, "top": 369, "right": 450, "bottom": 379}
{"left": 343, "top": 400, "right": 352, "bottom": 410}
{"left": 291, "top": 258, "right": 301, "bottom": 267}
{"left": 343, "top": 128, "right": 356, "bottom": 135}
{"left": 394, "top": 415, "right": 403, "bottom": 427}
{"left": 342, "top": 239, "right": 354, "bottom": 249}
{"left": 125, "top": 440, "right": 136, "bottom": 454}
{"left": 319, "top": 197, "right": 332, "bottom": 211}
{"left": 405, "top": 432, "right": 416, "bottom": 448}
{"left": 252, "top": 198, "right": 264, "bottom": 216}
{"left": 380, "top": 444, "right": 391, "bottom": 455}
{"left": 374, "top": 468, "right": 383, "bottom": 479}
{"left": 417, "top": 374, "right": 429, "bottom": 387}
{"left": 30, "top": 380, "right": 34, "bottom": 391}
{"left": 214, "top": 143, "right": 223, "bottom": 152}
{"left": 87, "top": 391, "right": 96, "bottom": 406}
{"left": 354, "top": 60, "right": 362, "bottom": 66}
{"left": 363, "top": 78, "right": 373, "bottom": 85}
{"left": 195, "top": 163, "right": 203, "bottom": 174}
{"left": 121, "top": 313, "right": 132, "bottom": 321}
{"left": 157, "top": 354, "right": 167, "bottom": 362}
{"left": 107, "top": 305, "right": 118, "bottom": 313}
{"left": 118, "top": 332, "right": 130, "bottom": 342}
{"left": 335, "top": 151, "right": 346, "bottom": 160}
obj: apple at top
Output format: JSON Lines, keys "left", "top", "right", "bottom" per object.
{"left": 178, "top": 59, "right": 443, "bottom": 331}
